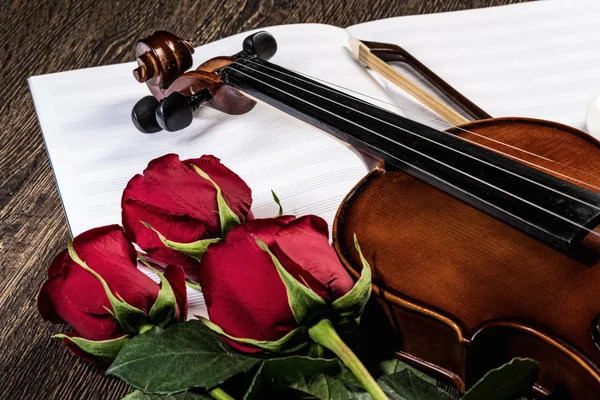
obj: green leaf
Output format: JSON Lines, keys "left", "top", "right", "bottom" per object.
{"left": 462, "top": 358, "right": 539, "bottom": 400}
{"left": 255, "top": 238, "right": 327, "bottom": 325}
{"left": 122, "top": 390, "right": 211, "bottom": 400}
{"left": 244, "top": 356, "right": 349, "bottom": 400}
{"left": 141, "top": 222, "right": 220, "bottom": 260}
{"left": 345, "top": 389, "right": 373, "bottom": 400}
{"left": 200, "top": 318, "right": 309, "bottom": 353}
{"left": 192, "top": 165, "right": 241, "bottom": 236}
{"left": 345, "top": 389, "right": 372, "bottom": 400}
{"left": 377, "top": 369, "right": 453, "bottom": 400}
{"left": 332, "top": 235, "right": 372, "bottom": 330}
{"left": 376, "top": 359, "right": 436, "bottom": 385}
{"left": 107, "top": 321, "right": 261, "bottom": 394}
{"left": 54, "top": 334, "right": 129, "bottom": 361}
{"left": 244, "top": 363, "right": 265, "bottom": 400}
{"left": 68, "top": 242, "right": 150, "bottom": 334}
{"left": 271, "top": 190, "right": 283, "bottom": 217}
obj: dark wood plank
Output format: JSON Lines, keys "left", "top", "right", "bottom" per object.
{"left": 0, "top": 0, "right": 530, "bottom": 398}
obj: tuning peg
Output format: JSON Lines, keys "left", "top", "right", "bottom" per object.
{"left": 242, "top": 31, "right": 277, "bottom": 60}
{"left": 155, "top": 89, "right": 213, "bottom": 132}
{"left": 131, "top": 96, "right": 163, "bottom": 134}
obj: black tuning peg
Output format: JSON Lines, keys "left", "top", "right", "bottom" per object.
{"left": 131, "top": 96, "right": 163, "bottom": 134}
{"left": 155, "top": 88, "right": 213, "bottom": 132}
{"left": 242, "top": 31, "right": 277, "bottom": 60}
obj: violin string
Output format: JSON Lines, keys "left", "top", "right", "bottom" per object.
{"left": 239, "top": 59, "right": 600, "bottom": 190}
{"left": 225, "top": 60, "right": 600, "bottom": 213}
{"left": 235, "top": 58, "right": 600, "bottom": 192}
{"left": 221, "top": 62, "right": 600, "bottom": 240}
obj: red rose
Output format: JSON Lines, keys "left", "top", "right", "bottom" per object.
{"left": 37, "top": 225, "right": 187, "bottom": 362}
{"left": 198, "top": 215, "right": 355, "bottom": 353}
{"left": 200, "top": 216, "right": 385, "bottom": 399}
{"left": 122, "top": 154, "right": 252, "bottom": 280}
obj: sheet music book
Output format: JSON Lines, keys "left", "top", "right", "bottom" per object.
{"left": 29, "top": 0, "right": 600, "bottom": 316}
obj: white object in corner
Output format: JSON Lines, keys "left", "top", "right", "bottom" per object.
{"left": 586, "top": 94, "right": 600, "bottom": 140}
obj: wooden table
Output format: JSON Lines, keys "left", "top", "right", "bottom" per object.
{"left": 0, "top": 0, "right": 530, "bottom": 398}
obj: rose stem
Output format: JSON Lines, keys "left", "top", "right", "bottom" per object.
{"left": 308, "top": 319, "right": 388, "bottom": 400}
{"left": 209, "top": 388, "right": 235, "bottom": 400}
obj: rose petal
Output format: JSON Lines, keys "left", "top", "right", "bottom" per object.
{"left": 62, "top": 225, "right": 159, "bottom": 315}
{"left": 244, "top": 215, "right": 296, "bottom": 246}
{"left": 47, "top": 249, "right": 66, "bottom": 279}
{"left": 122, "top": 199, "right": 203, "bottom": 277}
{"left": 38, "top": 274, "right": 121, "bottom": 340}
{"left": 199, "top": 218, "right": 297, "bottom": 352}
{"left": 122, "top": 154, "right": 250, "bottom": 239}
{"left": 163, "top": 264, "right": 188, "bottom": 321}
{"left": 184, "top": 155, "right": 252, "bottom": 234}
{"left": 272, "top": 215, "right": 354, "bottom": 302}
{"left": 38, "top": 276, "right": 66, "bottom": 324}
{"left": 121, "top": 153, "right": 217, "bottom": 244}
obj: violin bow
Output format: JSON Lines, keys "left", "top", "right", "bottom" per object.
{"left": 348, "top": 38, "right": 491, "bottom": 126}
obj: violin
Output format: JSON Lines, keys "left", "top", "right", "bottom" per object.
{"left": 130, "top": 31, "right": 600, "bottom": 398}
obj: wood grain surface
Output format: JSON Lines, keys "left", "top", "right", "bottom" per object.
{"left": 0, "top": 0, "right": 530, "bottom": 398}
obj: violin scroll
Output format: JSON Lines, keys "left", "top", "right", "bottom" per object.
{"left": 131, "top": 31, "right": 278, "bottom": 133}
{"left": 133, "top": 31, "right": 195, "bottom": 97}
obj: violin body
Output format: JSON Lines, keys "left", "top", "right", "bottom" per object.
{"left": 334, "top": 117, "right": 600, "bottom": 398}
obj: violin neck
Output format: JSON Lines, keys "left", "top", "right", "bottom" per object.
{"left": 220, "top": 56, "right": 600, "bottom": 253}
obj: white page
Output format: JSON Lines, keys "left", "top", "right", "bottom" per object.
{"left": 346, "top": 0, "right": 600, "bottom": 134}
{"left": 29, "top": 23, "right": 391, "bottom": 316}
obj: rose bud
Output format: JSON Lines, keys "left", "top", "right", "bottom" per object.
{"left": 198, "top": 215, "right": 387, "bottom": 399}
{"left": 122, "top": 154, "right": 252, "bottom": 280}
{"left": 37, "top": 225, "right": 187, "bottom": 363}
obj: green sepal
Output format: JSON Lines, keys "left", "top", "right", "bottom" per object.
{"left": 54, "top": 333, "right": 129, "bottom": 361}
{"left": 331, "top": 235, "right": 372, "bottom": 330}
{"left": 463, "top": 358, "right": 539, "bottom": 400}
{"left": 139, "top": 257, "right": 179, "bottom": 328}
{"left": 185, "top": 280, "right": 202, "bottom": 292}
{"left": 68, "top": 242, "right": 150, "bottom": 334}
{"left": 141, "top": 221, "right": 220, "bottom": 260}
{"left": 271, "top": 189, "right": 283, "bottom": 216}
{"left": 192, "top": 165, "right": 241, "bottom": 236}
{"left": 200, "top": 317, "right": 309, "bottom": 353}
{"left": 255, "top": 238, "right": 327, "bottom": 325}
